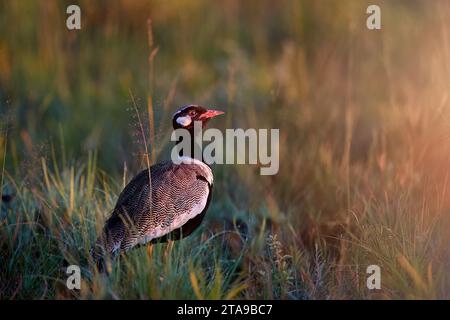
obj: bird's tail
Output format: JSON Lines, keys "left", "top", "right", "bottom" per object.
{"left": 91, "top": 213, "right": 137, "bottom": 273}
{"left": 90, "top": 230, "right": 120, "bottom": 274}
{"left": 90, "top": 240, "right": 109, "bottom": 273}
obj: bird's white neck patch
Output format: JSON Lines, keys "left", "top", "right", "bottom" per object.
{"left": 176, "top": 155, "right": 213, "bottom": 185}
{"left": 176, "top": 115, "right": 192, "bottom": 127}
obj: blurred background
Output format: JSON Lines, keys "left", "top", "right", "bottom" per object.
{"left": 2, "top": 0, "right": 450, "bottom": 299}
{"left": 1, "top": 0, "right": 441, "bottom": 170}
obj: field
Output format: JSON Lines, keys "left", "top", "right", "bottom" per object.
{"left": 1, "top": 0, "right": 450, "bottom": 299}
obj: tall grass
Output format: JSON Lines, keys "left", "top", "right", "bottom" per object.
{"left": 1, "top": 0, "right": 450, "bottom": 299}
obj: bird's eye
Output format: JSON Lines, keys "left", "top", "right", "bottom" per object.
{"left": 189, "top": 110, "right": 197, "bottom": 117}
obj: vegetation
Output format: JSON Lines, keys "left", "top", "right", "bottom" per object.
{"left": 1, "top": 0, "right": 450, "bottom": 299}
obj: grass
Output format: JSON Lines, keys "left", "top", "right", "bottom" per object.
{"left": 2, "top": 0, "right": 450, "bottom": 299}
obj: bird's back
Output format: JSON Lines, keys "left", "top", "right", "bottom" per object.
{"left": 92, "top": 159, "right": 213, "bottom": 266}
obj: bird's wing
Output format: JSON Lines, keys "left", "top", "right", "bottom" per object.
{"left": 97, "top": 161, "right": 211, "bottom": 253}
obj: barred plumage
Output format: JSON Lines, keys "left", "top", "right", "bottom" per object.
{"left": 92, "top": 105, "right": 223, "bottom": 271}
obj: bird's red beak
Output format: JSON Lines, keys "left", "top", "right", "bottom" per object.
{"left": 199, "top": 109, "right": 225, "bottom": 120}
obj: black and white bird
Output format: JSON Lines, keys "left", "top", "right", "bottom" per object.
{"left": 92, "top": 105, "right": 224, "bottom": 270}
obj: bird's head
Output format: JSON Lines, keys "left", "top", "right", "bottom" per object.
{"left": 172, "top": 105, "right": 224, "bottom": 130}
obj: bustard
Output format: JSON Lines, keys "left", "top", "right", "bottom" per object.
{"left": 92, "top": 105, "right": 224, "bottom": 270}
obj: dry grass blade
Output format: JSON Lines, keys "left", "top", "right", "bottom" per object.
{"left": 189, "top": 270, "right": 204, "bottom": 300}
{"left": 129, "top": 89, "right": 153, "bottom": 236}
{"left": 397, "top": 254, "right": 428, "bottom": 293}
{"left": 147, "top": 17, "right": 158, "bottom": 164}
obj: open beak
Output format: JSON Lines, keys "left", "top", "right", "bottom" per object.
{"left": 199, "top": 109, "right": 225, "bottom": 120}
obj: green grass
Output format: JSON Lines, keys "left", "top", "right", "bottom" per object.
{"left": 1, "top": 128, "right": 449, "bottom": 299}
{"left": 1, "top": 0, "right": 450, "bottom": 299}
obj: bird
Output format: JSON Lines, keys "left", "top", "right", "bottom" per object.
{"left": 91, "top": 104, "right": 224, "bottom": 271}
